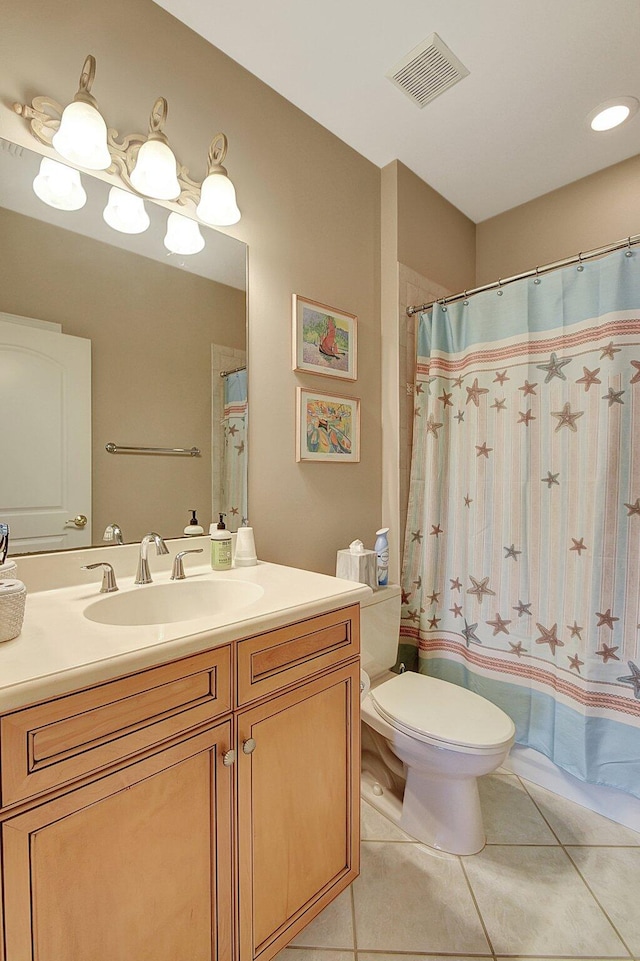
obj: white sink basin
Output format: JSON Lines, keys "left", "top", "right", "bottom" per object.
{"left": 84, "top": 579, "right": 265, "bottom": 627}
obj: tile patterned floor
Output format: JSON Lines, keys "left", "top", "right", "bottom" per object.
{"left": 275, "top": 770, "right": 640, "bottom": 961}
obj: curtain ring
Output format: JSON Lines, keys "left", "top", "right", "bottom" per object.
{"left": 534, "top": 266, "right": 541, "bottom": 285}
{"left": 625, "top": 236, "right": 633, "bottom": 258}
{"left": 497, "top": 279, "right": 503, "bottom": 296}
{"left": 438, "top": 298, "right": 447, "bottom": 313}
{"left": 463, "top": 291, "right": 469, "bottom": 306}
{"left": 577, "top": 252, "right": 584, "bottom": 272}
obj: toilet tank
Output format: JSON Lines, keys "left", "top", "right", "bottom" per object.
{"left": 360, "top": 585, "right": 402, "bottom": 679}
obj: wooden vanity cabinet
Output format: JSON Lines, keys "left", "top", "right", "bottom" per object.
{"left": 236, "top": 603, "right": 360, "bottom": 961}
{"left": 237, "top": 662, "right": 360, "bottom": 961}
{"left": 0, "top": 603, "right": 360, "bottom": 961}
{"left": 2, "top": 724, "right": 234, "bottom": 961}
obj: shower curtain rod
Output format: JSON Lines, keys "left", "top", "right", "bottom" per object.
{"left": 220, "top": 364, "right": 247, "bottom": 377}
{"left": 406, "top": 232, "right": 640, "bottom": 316}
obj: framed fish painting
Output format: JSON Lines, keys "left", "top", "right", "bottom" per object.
{"left": 292, "top": 294, "right": 357, "bottom": 381}
{"left": 296, "top": 388, "right": 360, "bottom": 463}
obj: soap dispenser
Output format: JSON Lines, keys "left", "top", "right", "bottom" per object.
{"left": 210, "top": 513, "right": 232, "bottom": 571}
{"left": 184, "top": 509, "right": 204, "bottom": 536}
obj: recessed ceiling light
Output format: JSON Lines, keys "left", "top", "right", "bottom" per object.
{"left": 588, "top": 97, "right": 639, "bottom": 132}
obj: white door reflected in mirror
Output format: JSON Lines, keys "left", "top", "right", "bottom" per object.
{"left": 0, "top": 314, "right": 91, "bottom": 553}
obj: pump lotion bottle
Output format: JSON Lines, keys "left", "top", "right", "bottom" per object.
{"left": 210, "top": 514, "right": 232, "bottom": 571}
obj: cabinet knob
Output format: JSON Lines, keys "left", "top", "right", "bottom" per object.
{"left": 242, "top": 738, "right": 256, "bottom": 755}
{"left": 222, "top": 749, "right": 236, "bottom": 766}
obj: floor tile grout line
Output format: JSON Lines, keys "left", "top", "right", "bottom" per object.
{"left": 460, "top": 842, "right": 636, "bottom": 960}
{"left": 360, "top": 838, "right": 422, "bottom": 844}
{"left": 355, "top": 952, "right": 495, "bottom": 959}
{"left": 515, "top": 775, "right": 640, "bottom": 846}
{"left": 285, "top": 947, "right": 355, "bottom": 954}
{"left": 516, "top": 778, "right": 636, "bottom": 958}
{"left": 458, "top": 851, "right": 498, "bottom": 961}
{"left": 562, "top": 846, "right": 635, "bottom": 959}
{"left": 360, "top": 790, "right": 639, "bottom": 961}
{"left": 515, "top": 777, "right": 565, "bottom": 845}
{"left": 346, "top": 951, "right": 493, "bottom": 958}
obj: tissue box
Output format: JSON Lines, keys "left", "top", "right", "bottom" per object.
{"left": 336, "top": 548, "right": 377, "bottom": 590}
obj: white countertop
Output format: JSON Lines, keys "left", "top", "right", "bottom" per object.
{"left": 0, "top": 550, "right": 371, "bottom": 713}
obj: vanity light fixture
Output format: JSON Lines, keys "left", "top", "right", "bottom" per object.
{"left": 129, "top": 98, "right": 181, "bottom": 201}
{"left": 588, "top": 97, "right": 639, "bottom": 131}
{"left": 13, "top": 54, "right": 241, "bottom": 227}
{"left": 196, "top": 134, "right": 241, "bottom": 226}
{"left": 51, "top": 55, "right": 111, "bottom": 170}
{"left": 32, "top": 156, "right": 87, "bottom": 211}
{"left": 103, "top": 186, "right": 150, "bottom": 234}
{"left": 164, "top": 211, "right": 205, "bottom": 255}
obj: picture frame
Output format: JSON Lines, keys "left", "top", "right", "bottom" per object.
{"left": 296, "top": 387, "right": 360, "bottom": 463}
{"left": 292, "top": 294, "right": 357, "bottom": 381}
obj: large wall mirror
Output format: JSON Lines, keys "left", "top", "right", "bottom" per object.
{"left": 0, "top": 139, "right": 247, "bottom": 556}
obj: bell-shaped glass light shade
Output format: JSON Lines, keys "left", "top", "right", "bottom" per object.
{"left": 164, "top": 212, "right": 205, "bottom": 255}
{"left": 33, "top": 157, "right": 87, "bottom": 211}
{"left": 52, "top": 100, "right": 111, "bottom": 171}
{"left": 196, "top": 170, "right": 241, "bottom": 226}
{"left": 130, "top": 139, "right": 180, "bottom": 200}
{"left": 103, "top": 187, "right": 150, "bottom": 234}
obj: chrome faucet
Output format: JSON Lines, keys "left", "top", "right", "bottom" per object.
{"left": 135, "top": 532, "right": 169, "bottom": 584}
{"left": 103, "top": 522, "right": 124, "bottom": 545}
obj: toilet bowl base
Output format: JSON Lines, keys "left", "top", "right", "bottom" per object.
{"left": 361, "top": 768, "right": 486, "bottom": 855}
{"left": 401, "top": 766, "right": 486, "bottom": 855}
{"left": 361, "top": 769, "right": 405, "bottom": 828}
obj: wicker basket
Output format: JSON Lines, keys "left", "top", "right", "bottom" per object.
{"left": 0, "top": 579, "right": 26, "bottom": 642}
{"left": 0, "top": 560, "right": 17, "bottom": 580}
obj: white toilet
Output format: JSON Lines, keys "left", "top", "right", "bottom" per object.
{"left": 360, "top": 585, "right": 515, "bottom": 855}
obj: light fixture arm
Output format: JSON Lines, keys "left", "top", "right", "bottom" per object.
{"left": 147, "top": 97, "right": 170, "bottom": 145}
{"left": 13, "top": 95, "right": 65, "bottom": 140}
{"left": 207, "top": 133, "right": 229, "bottom": 175}
{"left": 73, "top": 54, "right": 99, "bottom": 109}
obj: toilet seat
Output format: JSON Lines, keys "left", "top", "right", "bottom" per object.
{"left": 369, "top": 671, "right": 515, "bottom": 756}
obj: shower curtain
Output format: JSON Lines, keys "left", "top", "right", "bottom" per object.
{"left": 221, "top": 368, "right": 248, "bottom": 532}
{"left": 400, "top": 248, "right": 640, "bottom": 798}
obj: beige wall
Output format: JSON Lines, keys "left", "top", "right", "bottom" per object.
{"left": 0, "top": 206, "right": 245, "bottom": 544}
{"left": 1, "top": 0, "right": 382, "bottom": 574}
{"left": 396, "top": 162, "right": 476, "bottom": 295}
{"left": 477, "top": 154, "right": 640, "bottom": 285}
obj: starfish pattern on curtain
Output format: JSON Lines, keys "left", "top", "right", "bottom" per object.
{"left": 400, "top": 248, "right": 640, "bottom": 798}
{"left": 221, "top": 368, "right": 248, "bottom": 531}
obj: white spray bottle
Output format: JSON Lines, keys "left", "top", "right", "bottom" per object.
{"left": 374, "top": 527, "right": 390, "bottom": 587}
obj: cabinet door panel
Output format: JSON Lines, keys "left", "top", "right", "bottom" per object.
{"left": 2, "top": 724, "right": 233, "bottom": 961}
{"left": 237, "top": 662, "right": 360, "bottom": 961}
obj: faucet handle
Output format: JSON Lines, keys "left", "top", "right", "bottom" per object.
{"left": 171, "top": 549, "right": 204, "bottom": 580}
{"left": 82, "top": 562, "right": 118, "bottom": 593}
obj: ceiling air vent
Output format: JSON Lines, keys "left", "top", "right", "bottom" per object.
{"left": 386, "top": 33, "right": 469, "bottom": 109}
